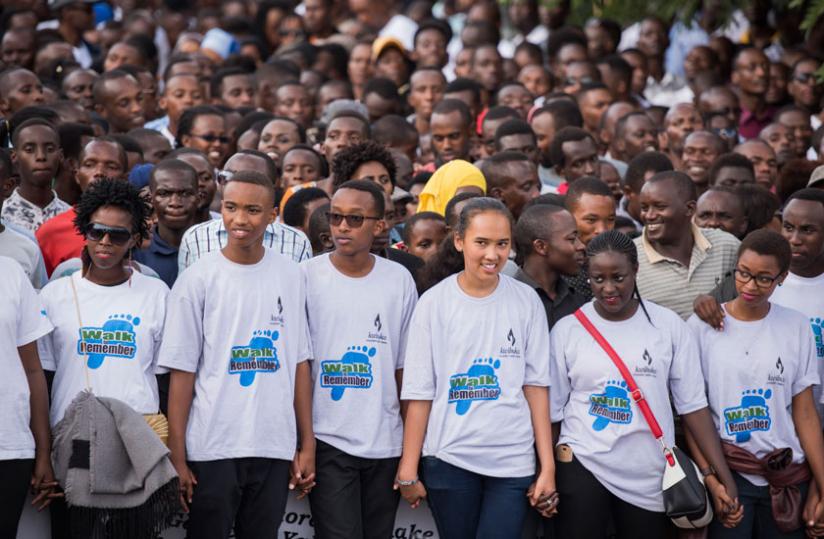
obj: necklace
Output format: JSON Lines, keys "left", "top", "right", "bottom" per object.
{"left": 725, "top": 301, "right": 770, "bottom": 356}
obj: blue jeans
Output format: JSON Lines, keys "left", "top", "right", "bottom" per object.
{"left": 421, "top": 457, "right": 534, "bottom": 539}
{"left": 709, "top": 471, "right": 810, "bottom": 539}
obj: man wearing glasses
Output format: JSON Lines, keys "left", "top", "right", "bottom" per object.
{"left": 178, "top": 150, "right": 312, "bottom": 273}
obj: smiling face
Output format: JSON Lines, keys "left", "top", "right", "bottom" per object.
{"left": 569, "top": 193, "right": 616, "bottom": 245}
{"left": 640, "top": 179, "right": 694, "bottom": 245}
{"left": 682, "top": 132, "right": 723, "bottom": 188}
{"left": 733, "top": 249, "right": 785, "bottom": 309}
{"left": 182, "top": 114, "right": 227, "bottom": 168}
{"left": 221, "top": 180, "right": 276, "bottom": 249}
{"left": 14, "top": 124, "right": 62, "bottom": 189}
{"left": 454, "top": 210, "right": 512, "bottom": 287}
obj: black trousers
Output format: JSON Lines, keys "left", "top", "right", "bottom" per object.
{"left": 308, "top": 440, "right": 399, "bottom": 539}
{"left": 0, "top": 459, "right": 33, "bottom": 538}
{"left": 186, "top": 458, "right": 291, "bottom": 539}
{"left": 555, "top": 455, "right": 674, "bottom": 539}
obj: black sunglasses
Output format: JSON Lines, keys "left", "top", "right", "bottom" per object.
{"left": 325, "top": 212, "right": 381, "bottom": 228}
{"left": 85, "top": 223, "right": 132, "bottom": 245}
{"left": 191, "top": 133, "right": 230, "bottom": 144}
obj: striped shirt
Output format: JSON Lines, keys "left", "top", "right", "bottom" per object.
{"left": 634, "top": 224, "right": 740, "bottom": 319}
{"left": 178, "top": 219, "right": 312, "bottom": 273}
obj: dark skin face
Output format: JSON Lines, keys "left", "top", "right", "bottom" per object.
{"left": 782, "top": 199, "right": 824, "bottom": 277}
{"left": 258, "top": 119, "right": 301, "bottom": 166}
{"left": 138, "top": 135, "right": 172, "bottom": 165}
{"left": 321, "top": 116, "right": 368, "bottom": 164}
{"left": 221, "top": 181, "right": 276, "bottom": 262}
{"left": 414, "top": 28, "right": 448, "bottom": 69}
{"left": 694, "top": 190, "right": 747, "bottom": 238}
{"left": 472, "top": 45, "right": 504, "bottom": 92}
{"left": 732, "top": 48, "right": 770, "bottom": 97}
{"left": 103, "top": 42, "right": 143, "bottom": 72}
{"left": 730, "top": 250, "right": 785, "bottom": 318}
{"left": 84, "top": 206, "right": 137, "bottom": 283}
{"left": 588, "top": 250, "right": 639, "bottom": 321}
{"left": 640, "top": 179, "right": 695, "bottom": 246}
{"left": 530, "top": 111, "right": 556, "bottom": 167}
{"left": 219, "top": 74, "right": 255, "bottom": 109}
{"left": 407, "top": 218, "right": 447, "bottom": 263}
{"left": 497, "top": 84, "right": 534, "bottom": 120}
{"left": 682, "top": 132, "right": 723, "bottom": 188}
{"left": 777, "top": 110, "right": 814, "bottom": 158}
{"left": 578, "top": 88, "right": 613, "bottom": 134}
{"left": 275, "top": 85, "right": 314, "bottom": 128}
{"left": 62, "top": 69, "right": 97, "bottom": 110}
{"left": 95, "top": 76, "right": 145, "bottom": 133}
{"left": 498, "top": 133, "right": 539, "bottom": 164}
{"left": 76, "top": 141, "right": 126, "bottom": 191}
{"left": 599, "top": 161, "right": 622, "bottom": 201}
{"left": 1, "top": 29, "right": 34, "bottom": 69}
{"left": 364, "top": 92, "right": 399, "bottom": 122}
{"left": 408, "top": 70, "right": 446, "bottom": 120}
{"left": 698, "top": 89, "right": 741, "bottom": 126}
{"left": 329, "top": 187, "right": 385, "bottom": 258}
{"left": 734, "top": 141, "right": 777, "bottom": 189}
{"left": 617, "top": 114, "right": 658, "bottom": 161}
{"left": 13, "top": 125, "right": 62, "bottom": 190}
{"left": 151, "top": 169, "right": 199, "bottom": 232}
{"left": 664, "top": 104, "right": 703, "bottom": 156}
{"left": 430, "top": 110, "right": 471, "bottom": 165}
{"left": 557, "top": 138, "right": 599, "bottom": 183}
{"left": 569, "top": 193, "right": 616, "bottom": 245}
{"left": 489, "top": 161, "right": 540, "bottom": 219}
{"left": 759, "top": 123, "right": 795, "bottom": 164}
{"left": 788, "top": 59, "right": 823, "bottom": 110}
{"left": 176, "top": 152, "right": 216, "bottom": 213}
{"left": 0, "top": 69, "right": 44, "bottom": 115}
{"left": 713, "top": 166, "right": 754, "bottom": 188}
{"left": 182, "top": 114, "right": 227, "bottom": 168}
{"left": 541, "top": 210, "right": 586, "bottom": 276}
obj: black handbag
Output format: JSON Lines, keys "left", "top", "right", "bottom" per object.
{"left": 575, "top": 310, "right": 713, "bottom": 529}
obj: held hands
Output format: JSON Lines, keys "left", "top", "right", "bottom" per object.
{"left": 30, "top": 454, "right": 61, "bottom": 511}
{"left": 171, "top": 456, "right": 198, "bottom": 513}
{"left": 527, "top": 471, "right": 558, "bottom": 519}
{"left": 693, "top": 295, "right": 725, "bottom": 331}
{"left": 706, "top": 476, "right": 743, "bottom": 528}
{"left": 803, "top": 483, "right": 824, "bottom": 537}
{"left": 289, "top": 447, "right": 316, "bottom": 500}
{"left": 394, "top": 477, "right": 427, "bottom": 509}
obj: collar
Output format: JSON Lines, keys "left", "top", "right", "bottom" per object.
{"left": 641, "top": 222, "right": 710, "bottom": 264}
{"left": 149, "top": 227, "right": 178, "bottom": 255}
{"left": 514, "top": 267, "right": 571, "bottom": 302}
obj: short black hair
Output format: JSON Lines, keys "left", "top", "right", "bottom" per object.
{"left": 73, "top": 177, "right": 152, "bottom": 243}
{"left": 234, "top": 111, "right": 275, "bottom": 140}
{"left": 615, "top": 111, "right": 654, "bottom": 139}
{"left": 91, "top": 69, "right": 136, "bottom": 104}
{"left": 0, "top": 147, "right": 12, "bottom": 179}
{"left": 110, "top": 134, "right": 143, "bottom": 159}
{"left": 624, "top": 151, "right": 673, "bottom": 192}
{"left": 737, "top": 229, "right": 791, "bottom": 275}
{"left": 547, "top": 27, "right": 587, "bottom": 59}
{"left": 210, "top": 66, "right": 253, "bottom": 99}
{"left": 549, "top": 126, "right": 595, "bottom": 168}
{"left": 494, "top": 119, "right": 536, "bottom": 149}
{"left": 444, "top": 78, "right": 482, "bottom": 102}
{"left": 708, "top": 153, "right": 755, "bottom": 186}
{"left": 263, "top": 115, "right": 307, "bottom": 143}
{"left": 150, "top": 159, "right": 198, "bottom": 189}
{"left": 326, "top": 110, "right": 370, "bottom": 138}
{"left": 335, "top": 179, "right": 386, "bottom": 215}
{"left": 414, "top": 18, "right": 453, "bottom": 47}
{"left": 565, "top": 176, "right": 614, "bottom": 211}
{"left": 363, "top": 77, "right": 401, "bottom": 101}
{"left": 225, "top": 169, "right": 275, "bottom": 202}
{"left": 646, "top": 171, "right": 698, "bottom": 202}
{"left": 483, "top": 105, "right": 520, "bottom": 125}
{"left": 82, "top": 136, "right": 128, "bottom": 171}
{"left": 231, "top": 149, "right": 279, "bottom": 185}
{"left": 514, "top": 204, "right": 567, "bottom": 264}
{"left": 8, "top": 106, "right": 60, "bottom": 137}
{"left": 432, "top": 98, "right": 473, "bottom": 127}
{"left": 531, "top": 100, "right": 583, "bottom": 130}
{"left": 401, "top": 211, "right": 445, "bottom": 244}
{"left": 444, "top": 191, "right": 483, "bottom": 229}
{"left": 11, "top": 118, "right": 58, "bottom": 148}
{"left": 331, "top": 141, "right": 396, "bottom": 189}
{"left": 283, "top": 143, "right": 329, "bottom": 178}
{"left": 595, "top": 54, "right": 632, "bottom": 82}
{"left": 736, "top": 183, "right": 781, "bottom": 235}
{"left": 282, "top": 187, "right": 329, "bottom": 228}
{"left": 481, "top": 151, "right": 532, "bottom": 190}
{"left": 371, "top": 115, "right": 418, "bottom": 147}
{"left": 785, "top": 187, "right": 824, "bottom": 210}
{"left": 176, "top": 105, "right": 224, "bottom": 147}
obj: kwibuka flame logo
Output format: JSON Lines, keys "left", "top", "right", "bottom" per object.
{"left": 375, "top": 314, "right": 382, "bottom": 332}
{"left": 507, "top": 328, "right": 516, "bottom": 346}
{"left": 776, "top": 357, "right": 784, "bottom": 374}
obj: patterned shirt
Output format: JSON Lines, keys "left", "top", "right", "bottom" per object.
{"left": 177, "top": 218, "right": 312, "bottom": 273}
{"left": 1, "top": 189, "right": 70, "bottom": 233}
{"left": 634, "top": 224, "right": 740, "bottom": 319}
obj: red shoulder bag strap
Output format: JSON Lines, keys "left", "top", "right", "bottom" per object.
{"left": 574, "top": 309, "right": 675, "bottom": 466}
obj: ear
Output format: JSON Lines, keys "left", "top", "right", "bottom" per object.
{"left": 374, "top": 217, "right": 387, "bottom": 236}
{"left": 93, "top": 103, "right": 104, "bottom": 115}
{"left": 658, "top": 131, "right": 669, "bottom": 152}
{"left": 777, "top": 271, "right": 789, "bottom": 287}
{"left": 489, "top": 186, "right": 504, "bottom": 200}
{"left": 532, "top": 238, "right": 549, "bottom": 256}
{"left": 268, "top": 204, "right": 278, "bottom": 224}
{"left": 453, "top": 232, "right": 464, "bottom": 253}
{"left": 158, "top": 95, "right": 168, "bottom": 112}
{"left": 320, "top": 232, "right": 334, "bottom": 250}
{"left": 685, "top": 199, "right": 697, "bottom": 218}
{"left": 622, "top": 183, "right": 633, "bottom": 198}
{"left": 10, "top": 149, "right": 17, "bottom": 163}
{"left": 0, "top": 97, "right": 10, "bottom": 116}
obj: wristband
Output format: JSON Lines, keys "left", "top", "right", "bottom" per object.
{"left": 396, "top": 477, "right": 418, "bottom": 486}
{"left": 699, "top": 465, "right": 716, "bottom": 478}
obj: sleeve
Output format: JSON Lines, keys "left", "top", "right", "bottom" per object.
{"left": 523, "top": 293, "right": 550, "bottom": 387}
{"left": 394, "top": 272, "right": 419, "bottom": 370}
{"left": 667, "top": 315, "right": 708, "bottom": 415}
{"left": 400, "top": 299, "right": 436, "bottom": 400}
{"left": 152, "top": 287, "right": 170, "bottom": 375}
{"left": 298, "top": 234, "right": 312, "bottom": 262}
{"left": 14, "top": 264, "right": 52, "bottom": 347}
{"left": 792, "top": 317, "right": 820, "bottom": 396}
{"left": 156, "top": 273, "right": 204, "bottom": 373}
{"left": 295, "top": 269, "right": 313, "bottom": 364}
{"left": 709, "top": 272, "right": 737, "bottom": 304}
{"left": 549, "top": 323, "right": 572, "bottom": 423}
{"left": 177, "top": 228, "right": 194, "bottom": 274}
{"left": 36, "top": 291, "right": 57, "bottom": 371}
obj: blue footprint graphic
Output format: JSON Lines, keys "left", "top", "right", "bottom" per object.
{"left": 591, "top": 380, "right": 629, "bottom": 431}
{"left": 735, "top": 388, "right": 772, "bottom": 443}
{"left": 240, "top": 330, "right": 279, "bottom": 387}
{"left": 87, "top": 314, "right": 140, "bottom": 369}
{"left": 455, "top": 358, "right": 500, "bottom": 416}
{"left": 331, "top": 345, "right": 376, "bottom": 401}
{"left": 811, "top": 318, "right": 823, "bottom": 348}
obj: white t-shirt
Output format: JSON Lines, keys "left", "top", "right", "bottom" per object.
{"left": 158, "top": 250, "right": 312, "bottom": 462}
{"left": 302, "top": 254, "right": 417, "bottom": 459}
{"left": 38, "top": 271, "right": 169, "bottom": 426}
{"left": 0, "top": 256, "right": 53, "bottom": 460}
{"left": 0, "top": 225, "right": 47, "bottom": 288}
{"left": 550, "top": 301, "right": 707, "bottom": 512}
{"left": 688, "top": 303, "right": 819, "bottom": 487}
{"left": 402, "top": 274, "right": 550, "bottom": 478}
{"left": 771, "top": 271, "right": 824, "bottom": 419}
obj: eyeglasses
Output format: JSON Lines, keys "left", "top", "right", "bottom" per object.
{"left": 564, "top": 77, "right": 594, "bottom": 87}
{"left": 325, "top": 212, "right": 381, "bottom": 228}
{"left": 85, "top": 223, "right": 132, "bottom": 245}
{"left": 711, "top": 127, "right": 738, "bottom": 139}
{"left": 190, "top": 133, "right": 230, "bottom": 144}
{"left": 793, "top": 72, "right": 818, "bottom": 85}
{"left": 733, "top": 268, "right": 780, "bottom": 288}
{"left": 709, "top": 107, "right": 742, "bottom": 117}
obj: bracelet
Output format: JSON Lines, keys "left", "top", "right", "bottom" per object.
{"left": 699, "top": 465, "right": 716, "bottom": 478}
{"left": 396, "top": 477, "right": 419, "bottom": 487}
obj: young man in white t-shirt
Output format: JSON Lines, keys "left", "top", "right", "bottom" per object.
{"left": 302, "top": 180, "right": 417, "bottom": 538}
{"left": 160, "top": 171, "right": 315, "bottom": 539}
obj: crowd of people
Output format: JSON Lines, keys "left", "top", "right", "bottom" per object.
{"left": 2, "top": 0, "right": 824, "bottom": 538}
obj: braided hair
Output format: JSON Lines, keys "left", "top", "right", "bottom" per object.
{"left": 586, "top": 230, "right": 653, "bottom": 324}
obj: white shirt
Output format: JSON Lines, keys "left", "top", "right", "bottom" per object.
{"left": 158, "top": 250, "right": 312, "bottom": 461}
{"left": 0, "top": 225, "right": 47, "bottom": 288}
{"left": 178, "top": 218, "right": 311, "bottom": 273}
{"left": 550, "top": 301, "right": 707, "bottom": 512}
{"left": 688, "top": 304, "right": 819, "bottom": 486}
{"left": 0, "top": 257, "right": 53, "bottom": 460}
{"left": 38, "top": 271, "right": 169, "bottom": 426}
{"left": 770, "top": 272, "right": 824, "bottom": 420}
{"left": 1, "top": 188, "right": 70, "bottom": 233}
{"left": 402, "top": 274, "right": 551, "bottom": 478}
{"left": 302, "top": 254, "right": 417, "bottom": 458}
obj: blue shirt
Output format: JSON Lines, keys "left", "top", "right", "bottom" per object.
{"left": 134, "top": 228, "right": 179, "bottom": 288}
